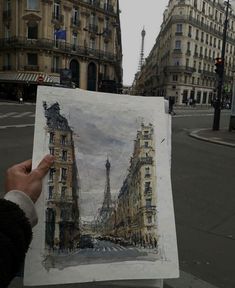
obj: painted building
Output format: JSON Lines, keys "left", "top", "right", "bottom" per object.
{"left": 108, "top": 123, "right": 158, "bottom": 248}
{"left": 132, "top": 0, "right": 235, "bottom": 105}
{"left": 44, "top": 102, "right": 79, "bottom": 253}
{"left": 0, "top": 0, "right": 122, "bottom": 100}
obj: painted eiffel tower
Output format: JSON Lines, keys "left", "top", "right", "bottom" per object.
{"left": 99, "top": 158, "right": 113, "bottom": 222}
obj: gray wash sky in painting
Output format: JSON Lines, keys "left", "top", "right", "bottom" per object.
{"left": 53, "top": 101, "right": 153, "bottom": 221}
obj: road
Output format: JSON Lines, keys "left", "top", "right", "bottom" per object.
{"left": 0, "top": 102, "right": 234, "bottom": 288}
{"left": 44, "top": 239, "right": 158, "bottom": 270}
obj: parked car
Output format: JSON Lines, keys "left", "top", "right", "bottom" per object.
{"left": 79, "top": 234, "right": 94, "bottom": 249}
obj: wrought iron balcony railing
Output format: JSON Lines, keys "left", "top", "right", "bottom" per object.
{"left": 0, "top": 37, "right": 117, "bottom": 62}
{"left": 52, "top": 12, "right": 64, "bottom": 23}
{"left": 71, "top": 18, "right": 81, "bottom": 27}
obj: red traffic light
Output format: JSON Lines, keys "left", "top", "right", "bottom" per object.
{"left": 215, "top": 57, "right": 223, "bottom": 64}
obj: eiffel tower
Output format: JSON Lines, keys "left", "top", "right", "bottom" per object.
{"left": 99, "top": 158, "right": 113, "bottom": 222}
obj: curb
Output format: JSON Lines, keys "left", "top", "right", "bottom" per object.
{"left": 189, "top": 129, "right": 235, "bottom": 148}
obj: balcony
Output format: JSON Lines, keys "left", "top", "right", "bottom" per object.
{"left": 164, "top": 66, "right": 196, "bottom": 74}
{"left": 88, "top": 24, "right": 98, "bottom": 34}
{"left": 175, "top": 31, "right": 183, "bottom": 36}
{"left": 52, "top": 12, "right": 64, "bottom": 23}
{"left": 71, "top": 18, "right": 81, "bottom": 28}
{"left": 173, "top": 48, "right": 182, "bottom": 54}
{"left": 24, "top": 65, "right": 39, "bottom": 71}
{"left": 202, "top": 70, "right": 216, "bottom": 77}
{"left": 0, "top": 37, "right": 117, "bottom": 62}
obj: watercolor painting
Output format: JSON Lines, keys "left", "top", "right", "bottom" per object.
{"left": 24, "top": 86, "right": 178, "bottom": 286}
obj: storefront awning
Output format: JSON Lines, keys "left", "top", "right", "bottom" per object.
{"left": 0, "top": 72, "right": 60, "bottom": 85}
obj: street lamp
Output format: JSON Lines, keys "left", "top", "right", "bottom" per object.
{"left": 83, "top": 27, "right": 107, "bottom": 91}
{"left": 213, "top": 0, "right": 231, "bottom": 130}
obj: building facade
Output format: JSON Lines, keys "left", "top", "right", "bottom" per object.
{"left": 133, "top": 0, "right": 235, "bottom": 105}
{"left": 105, "top": 123, "right": 158, "bottom": 248}
{"left": 0, "top": 0, "right": 122, "bottom": 100}
{"left": 44, "top": 102, "right": 80, "bottom": 253}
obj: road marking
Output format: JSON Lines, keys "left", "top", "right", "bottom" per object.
{"left": 0, "top": 124, "right": 34, "bottom": 129}
{"left": 12, "top": 112, "right": 33, "bottom": 118}
{"left": 0, "top": 112, "right": 17, "bottom": 118}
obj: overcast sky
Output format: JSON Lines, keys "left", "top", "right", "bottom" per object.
{"left": 119, "top": 0, "right": 169, "bottom": 86}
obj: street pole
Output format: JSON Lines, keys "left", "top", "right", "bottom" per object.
{"left": 213, "top": 0, "right": 230, "bottom": 130}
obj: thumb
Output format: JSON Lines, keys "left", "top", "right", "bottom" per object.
{"left": 31, "top": 154, "right": 55, "bottom": 180}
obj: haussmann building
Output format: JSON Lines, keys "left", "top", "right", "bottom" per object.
{"left": 132, "top": 0, "right": 235, "bottom": 106}
{"left": 0, "top": 0, "right": 122, "bottom": 101}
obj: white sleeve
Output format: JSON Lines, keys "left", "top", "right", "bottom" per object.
{"left": 4, "top": 190, "right": 38, "bottom": 227}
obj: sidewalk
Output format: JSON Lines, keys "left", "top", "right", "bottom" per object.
{"left": 190, "top": 128, "right": 235, "bottom": 147}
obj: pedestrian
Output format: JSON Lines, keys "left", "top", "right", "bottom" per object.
{"left": 168, "top": 96, "right": 176, "bottom": 115}
{"left": 0, "top": 154, "right": 54, "bottom": 287}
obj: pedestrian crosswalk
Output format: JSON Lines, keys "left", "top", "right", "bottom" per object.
{"left": 82, "top": 245, "right": 136, "bottom": 253}
{"left": 0, "top": 111, "right": 35, "bottom": 119}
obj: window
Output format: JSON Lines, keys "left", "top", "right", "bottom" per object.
{"left": 49, "top": 168, "right": 55, "bottom": 181}
{"left": 27, "top": 0, "right": 38, "bottom": 10}
{"left": 176, "top": 24, "right": 182, "bottom": 33}
{"left": 72, "top": 33, "right": 77, "bottom": 50}
{"left": 28, "top": 22, "right": 38, "bottom": 39}
{"left": 4, "top": 25, "right": 10, "bottom": 38}
{"left": 53, "top": 2, "right": 60, "bottom": 18}
{"left": 144, "top": 141, "right": 149, "bottom": 147}
{"left": 147, "top": 216, "right": 152, "bottom": 224}
{"left": 60, "top": 135, "right": 67, "bottom": 145}
{"left": 61, "top": 186, "right": 67, "bottom": 199}
{"left": 197, "top": 91, "right": 201, "bottom": 103}
{"left": 172, "top": 75, "right": 178, "bottom": 82}
{"left": 145, "top": 167, "right": 150, "bottom": 177}
{"left": 188, "top": 25, "right": 192, "bottom": 37}
{"left": 62, "top": 150, "right": 67, "bottom": 161}
{"left": 186, "top": 58, "right": 189, "bottom": 67}
{"left": 72, "top": 8, "right": 79, "bottom": 25}
{"left": 27, "top": 53, "right": 37, "bottom": 65}
{"left": 49, "top": 132, "right": 55, "bottom": 144}
{"left": 146, "top": 199, "right": 152, "bottom": 208}
{"left": 175, "top": 40, "right": 181, "bottom": 49}
{"left": 52, "top": 56, "right": 60, "bottom": 73}
{"left": 49, "top": 147, "right": 54, "bottom": 155}
{"left": 48, "top": 186, "right": 54, "bottom": 199}
{"left": 203, "top": 92, "right": 207, "bottom": 103}
{"left": 61, "top": 168, "right": 67, "bottom": 181}
{"left": 89, "top": 38, "right": 95, "bottom": 49}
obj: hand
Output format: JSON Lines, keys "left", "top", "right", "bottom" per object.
{"left": 5, "top": 155, "right": 54, "bottom": 203}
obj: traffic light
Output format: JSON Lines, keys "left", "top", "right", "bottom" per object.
{"left": 215, "top": 57, "right": 224, "bottom": 77}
